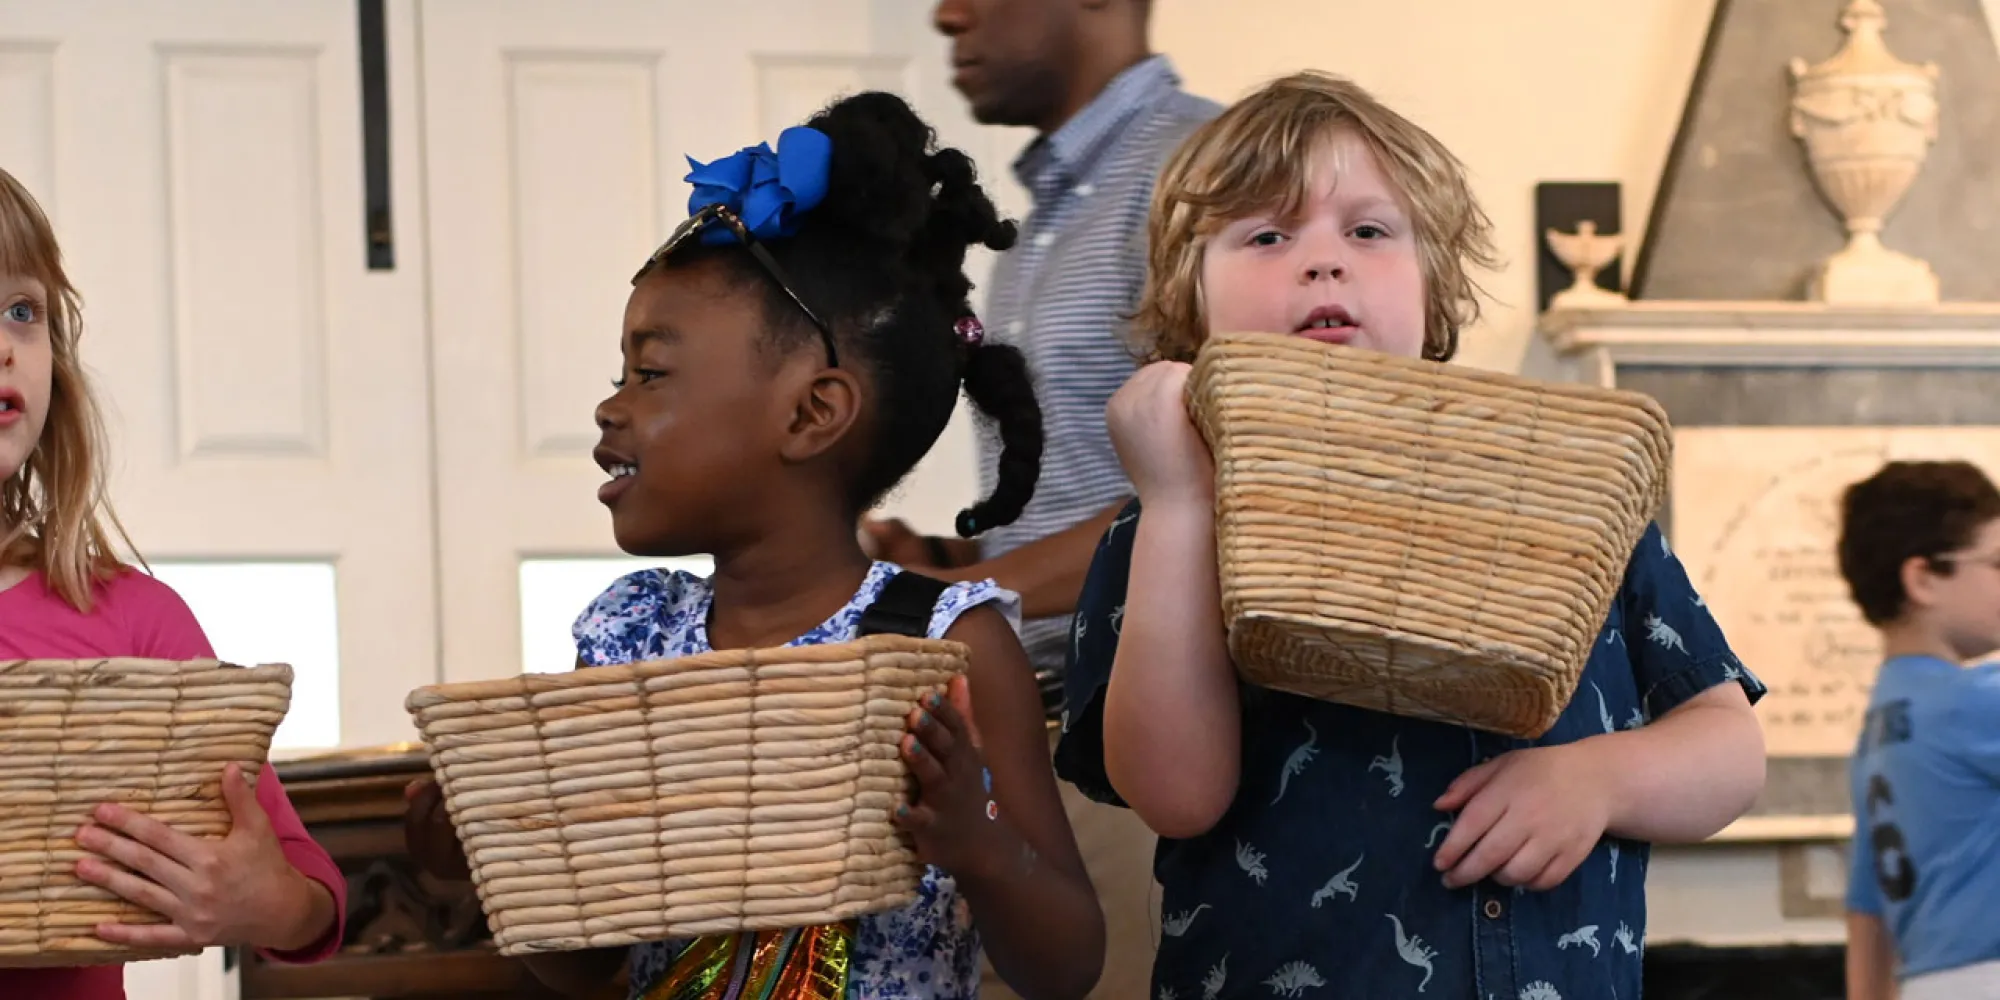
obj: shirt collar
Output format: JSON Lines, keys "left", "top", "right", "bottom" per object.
{"left": 1011, "top": 54, "right": 1183, "bottom": 195}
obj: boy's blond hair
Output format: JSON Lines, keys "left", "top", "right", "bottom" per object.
{"left": 0, "top": 169, "right": 137, "bottom": 612}
{"left": 1133, "top": 71, "right": 1499, "bottom": 363}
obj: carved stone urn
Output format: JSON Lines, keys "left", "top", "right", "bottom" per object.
{"left": 1788, "top": 0, "right": 1941, "bottom": 305}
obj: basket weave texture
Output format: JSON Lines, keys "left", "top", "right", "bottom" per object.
{"left": 0, "top": 658, "right": 294, "bottom": 967}
{"left": 406, "top": 634, "right": 967, "bottom": 956}
{"left": 1187, "top": 332, "right": 1671, "bottom": 738}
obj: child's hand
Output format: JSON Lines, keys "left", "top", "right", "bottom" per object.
{"left": 893, "top": 676, "right": 1002, "bottom": 876}
{"left": 404, "top": 775, "right": 472, "bottom": 881}
{"left": 1107, "top": 362, "right": 1213, "bottom": 506}
{"left": 75, "top": 763, "right": 333, "bottom": 952}
{"left": 1430, "top": 744, "right": 1612, "bottom": 892}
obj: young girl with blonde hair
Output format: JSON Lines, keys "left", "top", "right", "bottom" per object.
{"left": 0, "top": 168, "right": 348, "bottom": 998}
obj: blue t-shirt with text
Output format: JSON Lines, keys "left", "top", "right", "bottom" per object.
{"left": 1847, "top": 655, "right": 2000, "bottom": 980}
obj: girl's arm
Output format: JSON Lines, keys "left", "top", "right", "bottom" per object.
{"left": 1096, "top": 361, "right": 1240, "bottom": 839}
{"left": 1845, "top": 911, "right": 1897, "bottom": 1000}
{"left": 909, "top": 606, "right": 1105, "bottom": 1000}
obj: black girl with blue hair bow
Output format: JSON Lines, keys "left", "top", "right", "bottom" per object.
{"left": 410, "top": 90, "right": 1104, "bottom": 1000}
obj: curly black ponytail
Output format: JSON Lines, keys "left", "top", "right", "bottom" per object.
{"left": 691, "top": 91, "right": 1042, "bottom": 536}
{"left": 955, "top": 341, "right": 1042, "bottom": 537}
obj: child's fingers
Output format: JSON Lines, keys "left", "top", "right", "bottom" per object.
{"left": 902, "top": 733, "right": 949, "bottom": 789}
{"left": 1431, "top": 793, "right": 1503, "bottom": 871}
{"left": 920, "top": 688, "right": 974, "bottom": 751}
{"left": 93, "top": 920, "right": 196, "bottom": 950}
{"left": 892, "top": 802, "right": 936, "bottom": 834}
{"left": 1434, "top": 757, "right": 1501, "bottom": 812}
{"left": 1526, "top": 846, "right": 1587, "bottom": 892}
{"left": 1493, "top": 837, "right": 1556, "bottom": 888}
{"left": 75, "top": 856, "right": 179, "bottom": 920}
{"left": 75, "top": 824, "right": 195, "bottom": 898}
{"left": 91, "top": 804, "right": 204, "bottom": 874}
{"left": 1441, "top": 813, "right": 1527, "bottom": 889}
{"left": 221, "top": 763, "right": 272, "bottom": 837}
{"left": 908, "top": 704, "right": 960, "bottom": 762}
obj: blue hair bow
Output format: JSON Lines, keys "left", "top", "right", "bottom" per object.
{"left": 684, "top": 126, "right": 833, "bottom": 245}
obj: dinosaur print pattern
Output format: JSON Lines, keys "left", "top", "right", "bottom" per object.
{"left": 1061, "top": 509, "right": 1765, "bottom": 1000}
{"left": 1425, "top": 819, "right": 1453, "bottom": 849}
{"left": 1309, "top": 855, "right": 1362, "bottom": 908}
{"left": 1644, "top": 613, "right": 1687, "bottom": 654}
{"left": 1202, "top": 955, "right": 1228, "bottom": 1000}
{"left": 1236, "top": 841, "right": 1270, "bottom": 885}
{"left": 1272, "top": 720, "right": 1319, "bottom": 804}
{"left": 1556, "top": 925, "right": 1600, "bottom": 958}
{"left": 1386, "top": 914, "right": 1439, "bottom": 993}
{"left": 1162, "top": 905, "right": 1210, "bottom": 938}
{"left": 1615, "top": 922, "right": 1641, "bottom": 955}
{"left": 1263, "top": 961, "right": 1325, "bottom": 998}
{"left": 1369, "top": 735, "right": 1405, "bottom": 798}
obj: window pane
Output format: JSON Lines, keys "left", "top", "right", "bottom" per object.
{"left": 519, "top": 557, "right": 711, "bottom": 674}
{"left": 146, "top": 562, "right": 341, "bottom": 752}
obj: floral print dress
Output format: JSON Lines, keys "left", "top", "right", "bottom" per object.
{"left": 572, "top": 561, "right": 1019, "bottom": 1000}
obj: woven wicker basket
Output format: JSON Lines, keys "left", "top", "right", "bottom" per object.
{"left": 0, "top": 658, "right": 294, "bottom": 967}
{"left": 1187, "top": 331, "right": 1671, "bottom": 738}
{"left": 406, "top": 633, "right": 967, "bottom": 956}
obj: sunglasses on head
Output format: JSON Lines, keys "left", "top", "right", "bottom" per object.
{"left": 632, "top": 203, "right": 840, "bottom": 368}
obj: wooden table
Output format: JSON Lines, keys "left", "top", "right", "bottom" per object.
{"left": 234, "top": 747, "right": 561, "bottom": 1000}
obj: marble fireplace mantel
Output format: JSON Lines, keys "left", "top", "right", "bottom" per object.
{"left": 1541, "top": 300, "right": 2000, "bottom": 382}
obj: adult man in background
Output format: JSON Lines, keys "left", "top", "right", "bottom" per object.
{"left": 867, "top": 1, "right": 1220, "bottom": 996}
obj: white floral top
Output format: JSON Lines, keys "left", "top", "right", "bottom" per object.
{"left": 571, "top": 561, "right": 1021, "bottom": 1000}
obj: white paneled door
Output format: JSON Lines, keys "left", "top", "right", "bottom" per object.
{"left": 421, "top": 0, "right": 1025, "bottom": 684}
{"left": 0, "top": 0, "right": 435, "bottom": 991}
{"left": 0, "top": 0, "right": 437, "bottom": 749}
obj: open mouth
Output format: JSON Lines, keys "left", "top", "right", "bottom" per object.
{"left": 593, "top": 447, "right": 639, "bottom": 505}
{"left": 0, "top": 389, "right": 22, "bottom": 420}
{"left": 1294, "top": 305, "right": 1358, "bottom": 343}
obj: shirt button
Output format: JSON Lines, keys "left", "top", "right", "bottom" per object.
{"left": 1033, "top": 231, "right": 1055, "bottom": 248}
{"left": 1008, "top": 320, "right": 1024, "bottom": 337}
{"left": 1484, "top": 899, "right": 1504, "bottom": 919}
{"left": 1074, "top": 182, "right": 1095, "bottom": 197}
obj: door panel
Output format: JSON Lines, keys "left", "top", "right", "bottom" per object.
{"left": 422, "top": 0, "right": 1025, "bottom": 683}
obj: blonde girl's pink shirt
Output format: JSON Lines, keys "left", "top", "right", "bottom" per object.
{"left": 0, "top": 569, "right": 348, "bottom": 1000}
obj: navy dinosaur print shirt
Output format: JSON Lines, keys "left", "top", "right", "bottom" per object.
{"left": 1055, "top": 499, "right": 1767, "bottom": 1000}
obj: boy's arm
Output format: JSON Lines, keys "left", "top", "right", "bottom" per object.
{"left": 1590, "top": 682, "right": 1766, "bottom": 843}
{"left": 864, "top": 499, "right": 1130, "bottom": 619}
{"left": 1098, "top": 365, "right": 1240, "bottom": 839}
{"left": 1435, "top": 524, "right": 1768, "bottom": 887}
{"left": 1593, "top": 524, "right": 1768, "bottom": 843}
{"left": 1102, "top": 496, "right": 1239, "bottom": 838}
{"left": 1846, "top": 912, "right": 1897, "bottom": 1000}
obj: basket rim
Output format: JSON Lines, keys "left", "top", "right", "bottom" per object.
{"left": 1193, "top": 329, "right": 1674, "bottom": 427}
{"left": 406, "top": 633, "right": 970, "bottom": 712}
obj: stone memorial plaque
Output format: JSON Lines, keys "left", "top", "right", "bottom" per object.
{"left": 1671, "top": 426, "right": 2000, "bottom": 756}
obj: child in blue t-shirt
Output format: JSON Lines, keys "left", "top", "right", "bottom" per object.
{"left": 1053, "top": 71, "right": 1770, "bottom": 1000}
{"left": 1837, "top": 461, "right": 2000, "bottom": 1000}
